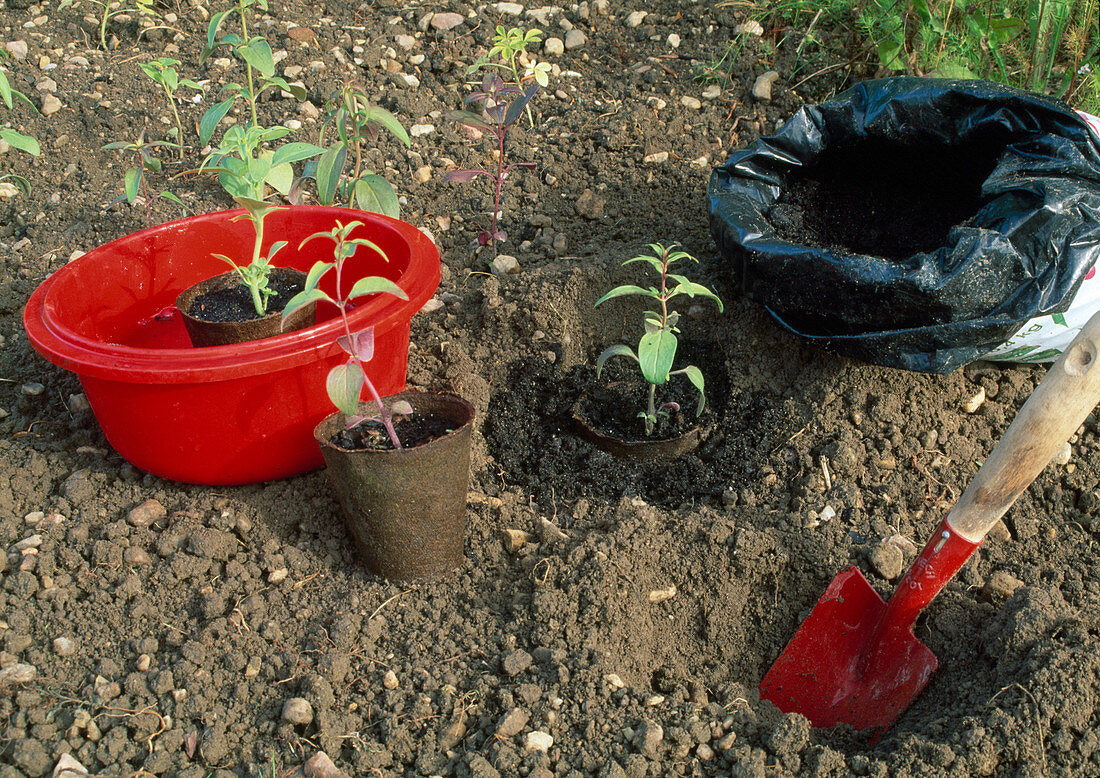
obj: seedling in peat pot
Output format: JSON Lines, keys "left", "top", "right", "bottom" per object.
{"left": 306, "top": 81, "right": 411, "bottom": 217}
{"left": 103, "top": 132, "right": 185, "bottom": 228}
{"left": 595, "top": 243, "right": 723, "bottom": 436}
{"left": 445, "top": 74, "right": 539, "bottom": 260}
{"left": 281, "top": 220, "right": 411, "bottom": 448}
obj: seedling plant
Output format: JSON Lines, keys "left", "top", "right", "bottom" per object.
{"left": 0, "top": 62, "right": 40, "bottom": 193}
{"left": 445, "top": 74, "right": 539, "bottom": 259}
{"left": 59, "top": 0, "right": 158, "bottom": 50}
{"left": 139, "top": 58, "right": 204, "bottom": 160}
{"left": 467, "top": 25, "right": 550, "bottom": 124}
{"left": 308, "top": 81, "right": 411, "bottom": 217}
{"left": 281, "top": 220, "right": 411, "bottom": 448}
{"left": 595, "top": 244, "right": 723, "bottom": 436}
{"left": 102, "top": 132, "right": 185, "bottom": 227}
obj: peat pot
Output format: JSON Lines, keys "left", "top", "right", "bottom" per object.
{"left": 177, "top": 267, "right": 317, "bottom": 347}
{"left": 315, "top": 391, "right": 475, "bottom": 582}
{"left": 571, "top": 384, "right": 706, "bottom": 461}
{"left": 23, "top": 207, "right": 440, "bottom": 485}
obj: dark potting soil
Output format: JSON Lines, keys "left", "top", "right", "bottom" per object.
{"left": 572, "top": 378, "right": 711, "bottom": 443}
{"left": 768, "top": 140, "right": 1002, "bottom": 259}
{"left": 186, "top": 273, "right": 304, "bottom": 323}
{"left": 330, "top": 414, "right": 454, "bottom": 451}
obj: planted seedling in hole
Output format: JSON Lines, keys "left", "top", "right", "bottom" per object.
{"left": 139, "top": 57, "right": 204, "bottom": 160}
{"left": 59, "top": 0, "right": 158, "bottom": 50}
{"left": 445, "top": 74, "right": 539, "bottom": 260}
{"left": 467, "top": 25, "right": 550, "bottom": 124}
{"left": 595, "top": 243, "right": 723, "bottom": 435}
{"left": 103, "top": 132, "right": 185, "bottom": 228}
{"left": 281, "top": 220, "right": 411, "bottom": 448}
{"left": 305, "top": 80, "right": 410, "bottom": 217}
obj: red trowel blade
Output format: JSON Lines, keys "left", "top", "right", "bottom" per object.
{"left": 759, "top": 566, "right": 938, "bottom": 733}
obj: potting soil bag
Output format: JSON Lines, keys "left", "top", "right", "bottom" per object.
{"left": 708, "top": 77, "right": 1100, "bottom": 373}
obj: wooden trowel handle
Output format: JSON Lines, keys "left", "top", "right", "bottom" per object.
{"left": 947, "top": 310, "right": 1100, "bottom": 543}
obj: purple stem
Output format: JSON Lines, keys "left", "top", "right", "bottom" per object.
{"left": 490, "top": 123, "right": 507, "bottom": 258}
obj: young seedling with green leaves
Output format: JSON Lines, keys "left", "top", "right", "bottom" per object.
{"left": 0, "top": 63, "right": 40, "bottom": 194}
{"left": 103, "top": 132, "right": 184, "bottom": 227}
{"left": 308, "top": 80, "right": 411, "bottom": 217}
{"left": 444, "top": 74, "right": 539, "bottom": 259}
{"left": 139, "top": 57, "right": 203, "bottom": 160}
{"left": 199, "top": 0, "right": 307, "bottom": 134}
{"left": 595, "top": 244, "right": 723, "bottom": 436}
{"left": 468, "top": 25, "right": 550, "bottom": 124}
{"left": 281, "top": 220, "right": 411, "bottom": 448}
{"left": 59, "top": 0, "right": 158, "bottom": 50}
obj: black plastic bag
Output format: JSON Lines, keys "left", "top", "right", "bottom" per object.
{"left": 708, "top": 77, "right": 1100, "bottom": 373}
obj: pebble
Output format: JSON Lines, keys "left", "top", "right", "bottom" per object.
{"left": 126, "top": 498, "right": 166, "bottom": 528}
{"left": 394, "top": 34, "right": 416, "bottom": 49}
{"left": 410, "top": 123, "right": 435, "bottom": 137}
{"left": 123, "top": 547, "right": 152, "bottom": 566}
{"left": 303, "top": 752, "right": 343, "bottom": 778}
{"left": 702, "top": 84, "right": 722, "bottom": 100}
{"left": 575, "top": 189, "right": 605, "bottom": 219}
{"left": 544, "top": 37, "right": 564, "bottom": 56}
{"left": 413, "top": 165, "right": 432, "bottom": 183}
{"left": 0, "top": 663, "right": 37, "bottom": 684}
{"left": 1052, "top": 442, "right": 1072, "bottom": 466}
{"left": 396, "top": 73, "right": 420, "bottom": 88}
{"left": 501, "top": 528, "right": 533, "bottom": 553}
{"left": 136, "top": 653, "right": 152, "bottom": 671}
{"left": 643, "top": 151, "right": 668, "bottom": 164}
{"left": 21, "top": 381, "right": 44, "bottom": 396}
{"left": 430, "top": 12, "right": 464, "bottom": 31}
{"left": 382, "top": 669, "right": 399, "bottom": 689}
{"left": 964, "top": 386, "right": 986, "bottom": 413}
{"left": 282, "top": 697, "right": 314, "bottom": 725}
{"left": 24, "top": 511, "right": 44, "bottom": 526}
{"left": 564, "top": 29, "right": 586, "bottom": 49}
{"left": 648, "top": 584, "right": 676, "bottom": 603}
{"left": 869, "top": 539, "right": 904, "bottom": 580}
{"left": 496, "top": 707, "right": 530, "bottom": 737}
{"left": 604, "top": 673, "right": 625, "bottom": 689}
{"left": 493, "top": 2, "right": 524, "bottom": 14}
{"left": 491, "top": 255, "right": 520, "bottom": 276}
{"left": 40, "top": 93, "right": 62, "bottom": 115}
{"left": 68, "top": 393, "right": 90, "bottom": 413}
{"left": 6, "top": 40, "right": 28, "bottom": 59}
{"left": 752, "top": 71, "right": 780, "bottom": 102}
{"left": 625, "top": 11, "right": 647, "bottom": 27}
{"left": 635, "top": 719, "right": 663, "bottom": 758}
{"left": 52, "top": 754, "right": 88, "bottom": 776}
{"left": 646, "top": 96, "right": 667, "bottom": 110}
{"left": 244, "top": 656, "right": 262, "bottom": 678}
{"left": 680, "top": 96, "right": 701, "bottom": 110}
{"left": 667, "top": 33, "right": 680, "bottom": 48}
{"left": 734, "top": 20, "right": 765, "bottom": 36}
{"left": 697, "top": 743, "right": 715, "bottom": 761}
{"left": 268, "top": 568, "right": 289, "bottom": 584}
{"left": 53, "top": 637, "right": 77, "bottom": 657}
{"left": 525, "top": 731, "right": 554, "bottom": 752}
{"left": 12, "top": 535, "right": 42, "bottom": 552}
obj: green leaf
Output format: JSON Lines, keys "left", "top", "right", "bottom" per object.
{"left": 638, "top": 329, "right": 676, "bottom": 386}
{"left": 300, "top": 259, "right": 334, "bottom": 291}
{"left": 0, "top": 129, "right": 40, "bottom": 156}
{"left": 238, "top": 38, "right": 276, "bottom": 78}
{"left": 281, "top": 287, "right": 330, "bottom": 324}
{"left": 678, "top": 365, "right": 706, "bottom": 414}
{"left": 315, "top": 144, "right": 347, "bottom": 205}
{"left": 265, "top": 162, "right": 293, "bottom": 196}
{"left": 1053, "top": 312, "right": 1068, "bottom": 327}
{"left": 622, "top": 254, "right": 665, "bottom": 273}
{"left": 362, "top": 106, "right": 411, "bottom": 146}
{"left": 353, "top": 175, "right": 400, "bottom": 218}
{"left": 270, "top": 142, "right": 325, "bottom": 168}
{"left": 124, "top": 167, "right": 141, "bottom": 203}
{"left": 160, "top": 191, "right": 184, "bottom": 206}
{"left": 594, "top": 284, "right": 655, "bottom": 307}
{"left": 595, "top": 344, "right": 637, "bottom": 377}
{"left": 199, "top": 98, "right": 235, "bottom": 145}
{"left": 667, "top": 277, "right": 724, "bottom": 311}
{"left": 347, "top": 276, "right": 408, "bottom": 301}
{"left": 326, "top": 362, "right": 364, "bottom": 417}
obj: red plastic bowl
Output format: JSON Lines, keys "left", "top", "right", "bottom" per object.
{"left": 23, "top": 207, "right": 440, "bottom": 485}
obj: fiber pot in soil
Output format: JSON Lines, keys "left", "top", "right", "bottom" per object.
{"left": 23, "top": 207, "right": 439, "bottom": 485}
{"left": 314, "top": 391, "right": 475, "bottom": 582}
{"left": 176, "top": 267, "right": 317, "bottom": 347}
{"left": 571, "top": 381, "right": 709, "bottom": 461}
{"left": 708, "top": 77, "right": 1100, "bottom": 373}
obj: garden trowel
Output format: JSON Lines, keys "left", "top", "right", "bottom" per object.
{"left": 760, "top": 309, "right": 1100, "bottom": 734}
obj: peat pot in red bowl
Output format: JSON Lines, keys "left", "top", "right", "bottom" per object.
{"left": 23, "top": 206, "right": 440, "bottom": 485}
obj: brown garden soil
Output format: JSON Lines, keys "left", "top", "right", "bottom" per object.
{"left": 1, "top": 1, "right": 1099, "bottom": 777}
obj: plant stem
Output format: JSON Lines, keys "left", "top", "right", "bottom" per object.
{"left": 240, "top": 3, "right": 259, "bottom": 127}
{"left": 490, "top": 125, "right": 506, "bottom": 258}
{"left": 646, "top": 383, "right": 656, "bottom": 435}
{"left": 249, "top": 211, "right": 266, "bottom": 315}
{"left": 335, "top": 234, "right": 403, "bottom": 449}
{"left": 99, "top": 4, "right": 110, "bottom": 49}
{"left": 161, "top": 83, "right": 186, "bottom": 160}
